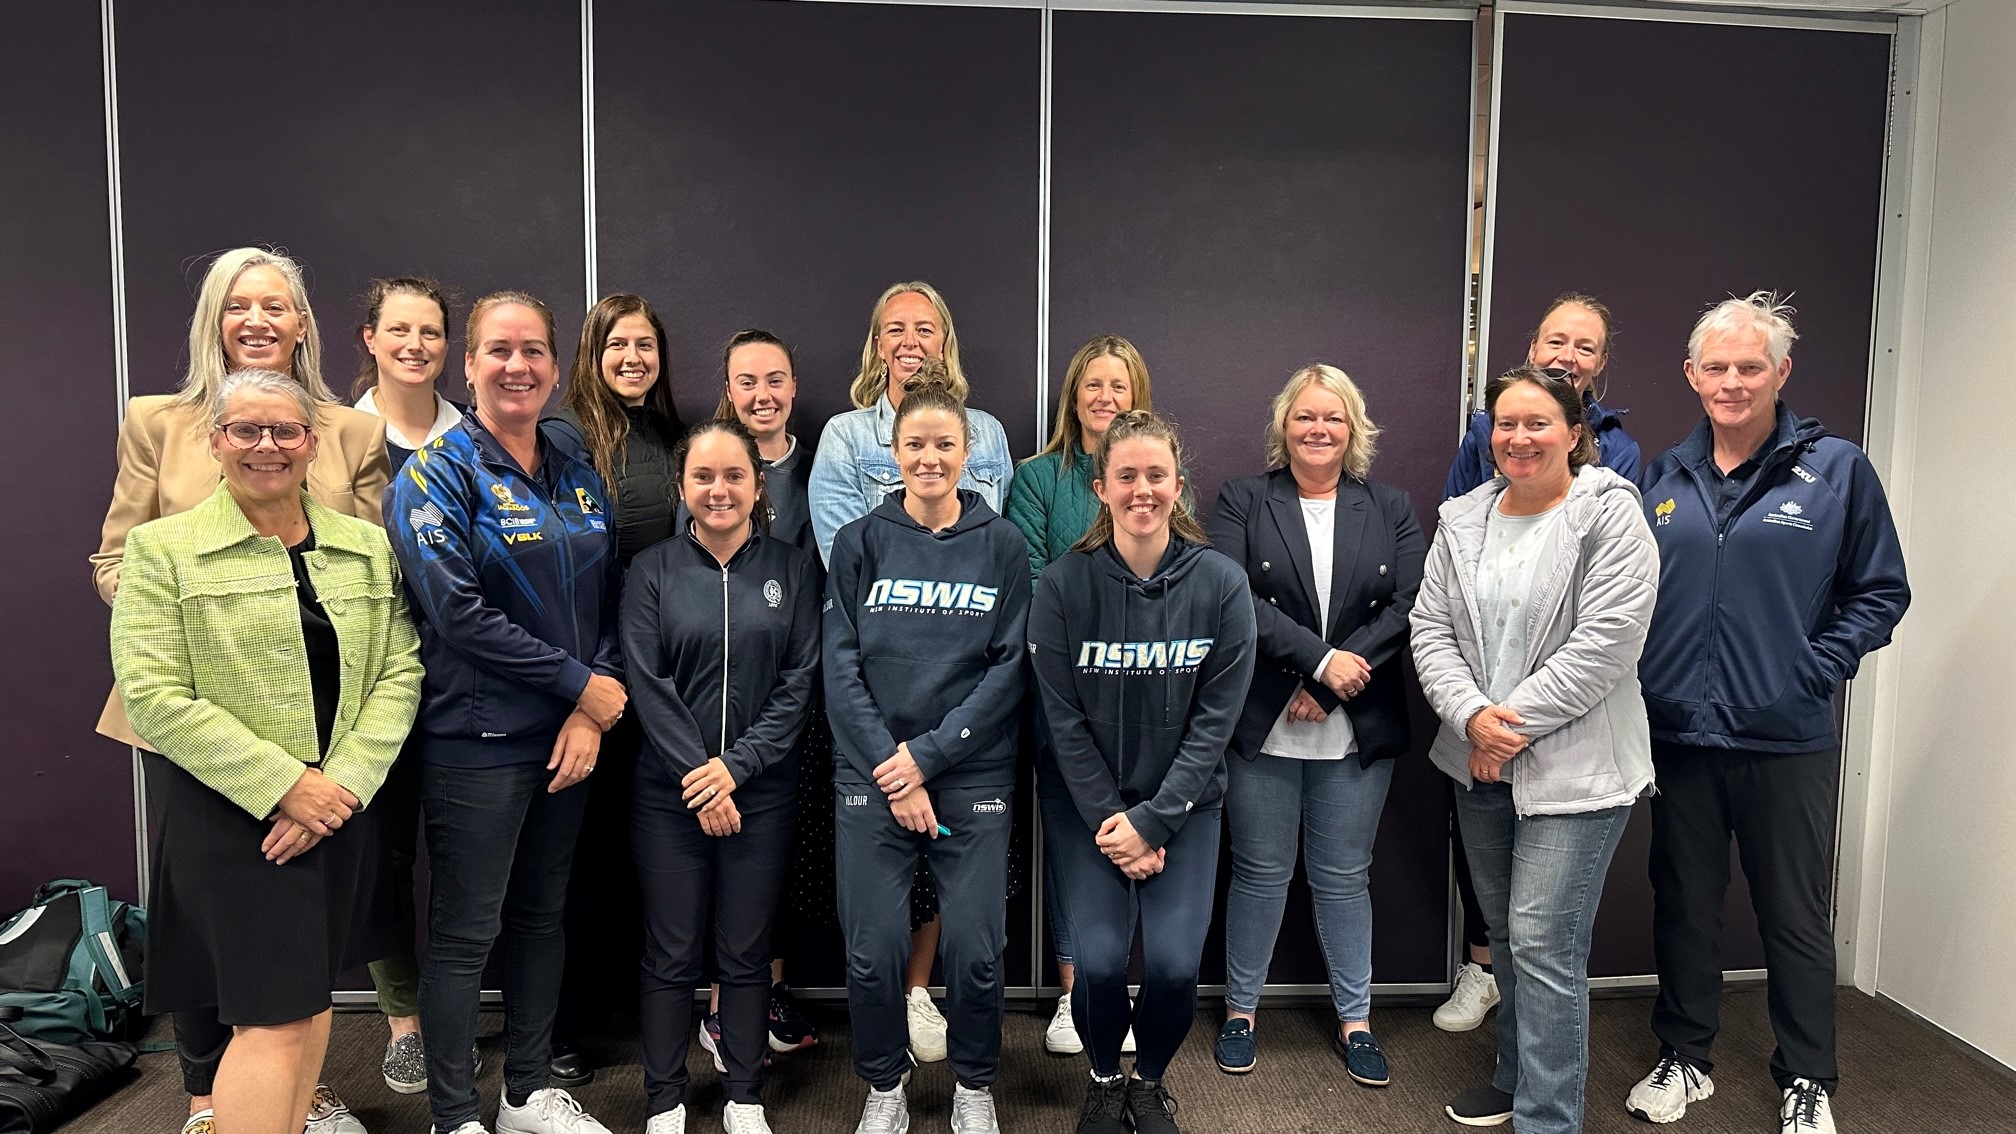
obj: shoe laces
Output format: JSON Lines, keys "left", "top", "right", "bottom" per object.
{"left": 860, "top": 1089, "right": 907, "bottom": 1133}
{"left": 724, "top": 1101, "right": 770, "bottom": 1134}
{"left": 951, "top": 1086, "right": 998, "bottom": 1133}
{"left": 1129, "top": 1078, "right": 1179, "bottom": 1119}
{"left": 1782, "top": 1079, "right": 1826, "bottom": 1130}
{"left": 1648, "top": 1056, "right": 1699, "bottom": 1092}
{"left": 523, "top": 1088, "right": 590, "bottom": 1129}
{"left": 1451, "top": 964, "right": 1493, "bottom": 1004}
{"left": 1081, "top": 1078, "right": 1127, "bottom": 1123}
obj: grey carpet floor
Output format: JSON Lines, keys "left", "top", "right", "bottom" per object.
{"left": 65, "top": 989, "right": 2014, "bottom": 1133}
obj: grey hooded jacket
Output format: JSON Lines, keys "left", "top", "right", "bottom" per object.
{"left": 1410, "top": 464, "right": 1659, "bottom": 816}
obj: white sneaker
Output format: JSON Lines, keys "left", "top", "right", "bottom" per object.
{"left": 1045, "top": 996, "right": 1083, "bottom": 1055}
{"left": 1625, "top": 1057, "right": 1715, "bottom": 1123}
{"left": 950, "top": 1083, "right": 1000, "bottom": 1134}
{"left": 644, "top": 1105, "right": 685, "bottom": 1134}
{"left": 906, "top": 987, "right": 948, "bottom": 1063}
{"left": 723, "top": 1101, "right": 773, "bottom": 1134}
{"left": 1121, "top": 1027, "right": 1137, "bottom": 1055}
{"left": 305, "top": 1084, "right": 367, "bottom": 1134}
{"left": 430, "top": 1124, "right": 488, "bottom": 1134}
{"left": 496, "top": 1088, "right": 612, "bottom": 1134}
{"left": 1779, "top": 1078, "right": 1835, "bottom": 1133}
{"left": 181, "top": 1109, "right": 215, "bottom": 1134}
{"left": 855, "top": 1085, "right": 911, "bottom": 1134}
{"left": 1433, "top": 963, "right": 1500, "bottom": 1032}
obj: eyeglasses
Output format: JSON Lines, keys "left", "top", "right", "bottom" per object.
{"left": 216, "top": 421, "right": 312, "bottom": 450}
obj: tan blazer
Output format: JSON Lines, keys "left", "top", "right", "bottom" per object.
{"left": 93, "top": 394, "right": 392, "bottom": 744}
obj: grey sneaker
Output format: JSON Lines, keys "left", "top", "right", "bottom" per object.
{"left": 305, "top": 1085, "right": 366, "bottom": 1134}
{"left": 950, "top": 1083, "right": 1000, "bottom": 1134}
{"left": 854, "top": 1085, "right": 910, "bottom": 1134}
{"left": 383, "top": 1032, "right": 427, "bottom": 1094}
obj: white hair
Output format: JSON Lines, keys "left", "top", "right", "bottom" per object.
{"left": 1688, "top": 290, "right": 1799, "bottom": 368}
{"left": 213, "top": 368, "right": 316, "bottom": 426}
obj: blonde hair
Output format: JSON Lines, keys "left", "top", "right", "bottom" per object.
{"left": 1031, "top": 335, "right": 1153, "bottom": 470}
{"left": 178, "top": 248, "right": 333, "bottom": 412}
{"left": 1070, "top": 410, "right": 1209, "bottom": 554}
{"left": 1263, "top": 364, "right": 1381, "bottom": 482}
{"left": 848, "top": 281, "right": 967, "bottom": 408}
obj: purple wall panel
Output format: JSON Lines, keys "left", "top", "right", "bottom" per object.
{"left": 0, "top": 5, "right": 133, "bottom": 905}
{"left": 1489, "top": 13, "right": 1890, "bottom": 976}
{"left": 1051, "top": 9, "right": 1475, "bottom": 985}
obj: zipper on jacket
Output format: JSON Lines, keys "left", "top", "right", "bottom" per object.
{"left": 719, "top": 564, "right": 731, "bottom": 757}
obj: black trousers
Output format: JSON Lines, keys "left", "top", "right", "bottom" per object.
{"left": 835, "top": 782, "right": 1012, "bottom": 1092}
{"left": 633, "top": 756, "right": 793, "bottom": 1114}
{"left": 556, "top": 716, "right": 645, "bottom": 1044}
{"left": 1649, "top": 741, "right": 1839, "bottom": 1093}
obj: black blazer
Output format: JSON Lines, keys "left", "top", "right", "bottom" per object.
{"left": 1207, "top": 469, "right": 1425, "bottom": 765}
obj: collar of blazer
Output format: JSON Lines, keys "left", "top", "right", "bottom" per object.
{"left": 1264, "top": 467, "right": 1369, "bottom": 641}
{"left": 186, "top": 481, "right": 380, "bottom": 559}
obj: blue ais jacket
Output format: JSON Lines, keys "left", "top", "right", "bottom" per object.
{"left": 1638, "top": 405, "right": 1909, "bottom": 752}
{"left": 385, "top": 414, "right": 622, "bottom": 766}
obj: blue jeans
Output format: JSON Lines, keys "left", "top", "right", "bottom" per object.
{"left": 1223, "top": 753, "right": 1394, "bottom": 1020}
{"left": 418, "top": 760, "right": 589, "bottom": 1132}
{"left": 1454, "top": 782, "right": 1630, "bottom": 1134}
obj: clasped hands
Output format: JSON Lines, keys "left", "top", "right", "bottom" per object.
{"left": 874, "top": 743, "right": 938, "bottom": 836}
{"left": 1465, "top": 703, "right": 1527, "bottom": 784}
{"left": 548, "top": 674, "right": 630, "bottom": 794}
{"left": 1287, "top": 651, "right": 1372, "bottom": 723}
{"left": 1098, "top": 813, "right": 1165, "bottom": 880}
{"left": 684, "top": 756, "right": 742, "bottom": 836}
{"left": 264, "top": 767, "right": 360, "bottom": 864}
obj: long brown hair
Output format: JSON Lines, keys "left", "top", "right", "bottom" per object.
{"left": 1031, "top": 334, "right": 1153, "bottom": 472}
{"left": 1070, "top": 410, "right": 1209, "bottom": 554}
{"left": 562, "top": 293, "right": 686, "bottom": 492}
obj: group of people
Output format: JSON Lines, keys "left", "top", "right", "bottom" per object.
{"left": 99, "top": 248, "right": 1908, "bottom": 1134}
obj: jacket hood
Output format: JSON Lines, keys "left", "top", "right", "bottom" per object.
{"left": 1438, "top": 461, "right": 1641, "bottom": 533}
{"left": 1093, "top": 535, "right": 1211, "bottom": 593}
{"left": 869, "top": 488, "right": 1001, "bottom": 537}
{"left": 1673, "top": 403, "right": 1828, "bottom": 472}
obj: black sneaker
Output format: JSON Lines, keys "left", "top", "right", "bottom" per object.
{"left": 1213, "top": 1018, "right": 1256, "bottom": 1074}
{"left": 1334, "top": 1028, "right": 1390, "bottom": 1087}
{"left": 1446, "top": 1085, "right": 1514, "bottom": 1127}
{"left": 767, "top": 982, "right": 818, "bottom": 1053}
{"left": 548, "top": 1042, "right": 593, "bottom": 1088}
{"left": 1124, "top": 1077, "right": 1180, "bottom": 1134}
{"left": 1076, "top": 1075, "right": 1128, "bottom": 1134}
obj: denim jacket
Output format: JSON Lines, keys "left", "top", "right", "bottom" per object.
{"left": 807, "top": 393, "right": 1014, "bottom": 564}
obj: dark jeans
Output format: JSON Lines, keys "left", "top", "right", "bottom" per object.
{"left": 368, "top": 746, "right": 423, "bottom": 1019}
{"left": 1650, "top": 742, "right": 1839, "bottom": 1093}
{"left": 634, "top": 755, "right": 793, "bottom": 1115}
{"left": 418, "top": 759, "right": 589, "bottom": 1131}
{"left": 1052, "top": 801, "right": 1221, "bottom": 1082}
{"left": 1452, "top": 782, "right": 1490, "bottom": 952}
{"left": 835, "top": 782, "right": 1012, "bottom": 1092}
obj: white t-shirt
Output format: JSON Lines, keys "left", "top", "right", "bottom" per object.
{"left": 354, "top": 387, "right": 463, "bottom": 452}
{"left": 1259, "top": 497, "right": 1359, "bottom": 762}
{"left": 1476, "top": 501, "right": 1565, "bottom": 704}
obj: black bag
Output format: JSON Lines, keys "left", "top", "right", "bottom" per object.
{"left": 0, "top": 1007, "right": 137, "bottom": 1134}
{"left": 0, "top": 881, "right": 146, "bottom": 1043}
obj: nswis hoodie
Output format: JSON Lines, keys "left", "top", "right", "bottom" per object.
{"left": 1030, "top": 538, "right": 1257, "bottom": 850}
{"left": 824, "top": 489, "right": 1031, "bottom": 791}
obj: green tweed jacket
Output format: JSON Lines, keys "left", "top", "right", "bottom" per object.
{"left": 111, "top": 484, "right": 423, "bottom": 819}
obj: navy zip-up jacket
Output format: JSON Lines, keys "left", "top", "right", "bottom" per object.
{"left": 620, "top": 525, "right": 821, "bottom": 810}
{"left": 1638, "top": 404, "right": 1908, "bottom": 752}
{"left": 1030, "top": 538, "right": 1257, "bottom": 850}
{"left": 1445, "top": 394, "right": 1640, "bottom": 498}
{"left": 385, "top": 414, "right": 621, "bottom": 766}
{"left": 823, "top": 489, "right": 1030, "bottom": 792}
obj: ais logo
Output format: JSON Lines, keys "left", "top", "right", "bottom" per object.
{"left": 1077, "top": 639, "right": 1215, "bottom": 670}
{"left": 865, "top": 578, "right": 999, "bottom": 613}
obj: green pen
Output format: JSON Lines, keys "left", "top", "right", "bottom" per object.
{"left": 936, "top": 824, "right": 953, "bottom": 837}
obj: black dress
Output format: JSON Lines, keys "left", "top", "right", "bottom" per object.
{"left": 143, "top": 534, "right": 389, "bottom": 1026}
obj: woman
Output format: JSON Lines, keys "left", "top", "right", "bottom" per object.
{"left": 824, "top": 372, "right": 1029, "bottom": 1134}
{"left": 702, "top": 328, "right": 825, "bottom": 1055}
{"left": 624, "top": 419, "right": 821, "bottom": 1134}
{"left": 350, "top": 275, "right": 462, "bottom": 1095}
{"left": 1003, "top": 335, "right": 1152, "bottom": 1056}
{"left": 1029, "top": 411, "right": 1257, "bottom": 1134}
{"left": 92, "top": 246, "right": 389, "bottom": 1134}
{"left": 384, "top": 290, "right": 624, "bottom": 1134}
{"left": 1626, "top": 294, "right": 1907, "bottom": 1134}
{"left": 1206, "top": 365, "right": 1424, "bottom": 1086}
{"left": 807, "top": 282, "right": 1014, "bottom": 1062}
{"left": 1410, "top": 367, "right": 1658, "bottom": 1133}
{"left": 111, "top": 369, "right": 420, "bottom": 1134}
{"left": 1434, "top": 293, "right": 1638, "bottom": 1035}
{"left": 545, "top": 293, "right": 686, "bottom": 1085}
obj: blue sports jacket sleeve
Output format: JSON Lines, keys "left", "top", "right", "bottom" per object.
{"left": 721, "top": 553, "right": 823, "bottom": 786}
{"left": 1029, "top": 569, "right": 1130, "bottom": 833}
{"left": 1125, "top": 569, "right": 1258, "bottom": 850}
{"left": 385, "top": 457, "right": 594, "bottom": 703}
{"left": 1813, "top": 452, "right": 1910, "bottom": 683}
{"left": 903, "top": 533, "right": 1032, "bottom": 781}
{"left": 1444, "top": 412, "right": 1491, "bottom": 500}
{"left": 822, "top": 523, "right": 900, "bottom": 783}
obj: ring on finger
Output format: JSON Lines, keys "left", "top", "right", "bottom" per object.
{"left": 296, "top": 831, "right": 309, "bottom": 844}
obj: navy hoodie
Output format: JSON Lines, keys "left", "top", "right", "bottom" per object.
{"left": 1030, "top": 538, "right": 1257, "bottom": 850}
{"left": 620, "top": 525, "right": 822, "bottom": 810}
{"left": 823, "top": 489, "right": 1030, "bottom": 791}
{"left": 1638, "top": 404, "right": 1909, "bottom": 752}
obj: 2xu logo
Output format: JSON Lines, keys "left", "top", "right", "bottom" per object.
{"left": 865, "top": 578, "right": 999, "bottom": 612}
{"left": 1076, "top": 639, "right": 1216, "bottom": 669}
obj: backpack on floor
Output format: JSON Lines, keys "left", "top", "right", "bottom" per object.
{"left": 0, "top": 882, "right": 145, "bottom": 1044}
